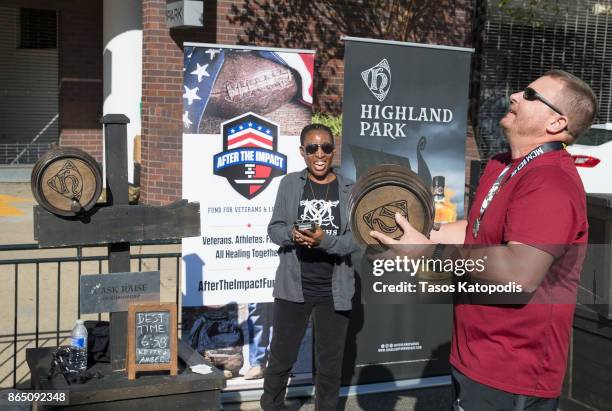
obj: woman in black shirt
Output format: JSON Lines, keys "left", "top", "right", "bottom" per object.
{"left": 261, "top": 124, "right": 357, "bottom": 411}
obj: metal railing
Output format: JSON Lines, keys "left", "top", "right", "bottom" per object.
{"left": 0, "top": 240, "right": 181, "bottom": 388}
{"left": 10, "top": 114, "right": 59, "bottom": 165}
{"left": 0, "top": 143, "right": 54, "bottom": 165}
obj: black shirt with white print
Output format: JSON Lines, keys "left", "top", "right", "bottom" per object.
{"left": 297, "top": 177, "right": 340, "bottom": 297}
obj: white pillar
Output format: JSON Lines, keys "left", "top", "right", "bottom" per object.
{"left": 103, "top": 0, "right": 142, "bottom": 184}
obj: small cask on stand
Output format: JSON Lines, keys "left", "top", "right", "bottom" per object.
{"left": 126, "top": 302, "right": 178, "bottom": 380}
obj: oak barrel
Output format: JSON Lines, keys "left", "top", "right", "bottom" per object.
{"left": 31, "top": 147, "right": 102, "bottom": 217}
{"left": 348, "top": 164, "right": 434, "bottom": 245}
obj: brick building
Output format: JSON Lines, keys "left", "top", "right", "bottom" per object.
{"left": 0, "top": 0, "right": 475, "bottom": 203}
{"left": 0, "top": 0, "right": 103, "bottom": 165}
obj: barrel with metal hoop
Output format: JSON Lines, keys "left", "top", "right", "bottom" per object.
{"left": 31, "top": 147, "right": 103, "bottom": 217}
{"left": 348, "top": 164, "right": 434, "bottom": 246}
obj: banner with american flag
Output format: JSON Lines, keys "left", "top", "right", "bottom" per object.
{"left": 183, "top": 46, "right": 314, "bottom": 134}
{"left": 183, "top": 44, "right": 314, "bottom": 306}
{"left": 182, "top": 43, "right": 315, "bottom": 389}
{"left": 182, "top": 43, "right": 315, "bottom": 387}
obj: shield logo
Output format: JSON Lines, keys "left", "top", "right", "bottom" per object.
{"left": 213, "top": 112, "right": 287, "bottom": 199}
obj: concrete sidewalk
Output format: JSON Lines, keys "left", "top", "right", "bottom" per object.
{"left": 0, "top": 182, "right": 36, "bottom": 245}
{"left": 223, "top": 386, "right": 452, "bottom": 410}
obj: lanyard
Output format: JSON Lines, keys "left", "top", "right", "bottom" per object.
{"left": 472, "top": 142, "right": 564, "bottom": 239}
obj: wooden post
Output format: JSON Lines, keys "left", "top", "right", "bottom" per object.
{"left": 102, "top": 114, "right": 131, "bottom": 371}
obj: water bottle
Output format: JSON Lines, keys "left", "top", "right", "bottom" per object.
{"left": 69, "top": 319, "right": 88, "bottom": 372}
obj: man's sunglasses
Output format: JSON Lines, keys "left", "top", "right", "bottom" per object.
{"left": 303, "top": 143, "right": 335, "bottom": 155}
{"left": 523, "top": 87, "right": 564, "bottom": 115}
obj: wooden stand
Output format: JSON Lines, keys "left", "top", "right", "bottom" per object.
{"left": 31, "top": 114, "right": 199, "bottom": 371}
{"left": 26, "top": 114, "right": 208, "bottom": 408}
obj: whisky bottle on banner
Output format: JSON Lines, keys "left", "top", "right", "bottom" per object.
{"left": 432, "top": 176, "right": 457, "bottom": 224}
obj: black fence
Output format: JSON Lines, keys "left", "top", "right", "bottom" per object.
{"left": 0, "top": 240, "right": 181, "bottom": 389}
{"left": 0, "top": 143, "right": 54, "bottom": 165}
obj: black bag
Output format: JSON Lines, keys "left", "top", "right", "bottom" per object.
{"left": 84, "top": 320, "right": 110, "bottom": 363}
{"left": 189, "top": 311, "right": 243, "bottom": 351}
{"left": 189, "top": 307, "right": 244, "bottom": 376}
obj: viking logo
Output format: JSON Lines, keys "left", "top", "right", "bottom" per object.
{"left": 47, "top": 160, "right": 83, "bottom": 200}
{"left": 363, "top": 200, "right": 409, "bottom": 240}
{"left": 213, "top": 112, "right": 287, "bottom": 199}
{"left": 361, "top": 59, "right": 391, "bottom": 102}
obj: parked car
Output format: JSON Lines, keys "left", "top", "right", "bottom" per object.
{"left": 566, "top": 124, "right": 612, "bottom": 193}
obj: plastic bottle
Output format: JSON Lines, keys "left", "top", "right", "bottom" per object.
{"left": 69, "top": 319, "right": 88, "bottom": 372}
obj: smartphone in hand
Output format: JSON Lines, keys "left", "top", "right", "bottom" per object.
{"left": 294, "top": 220, "right": 316, "bottom": 232}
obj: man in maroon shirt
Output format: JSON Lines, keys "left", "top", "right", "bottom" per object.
{"left": 371, "top": 70, "right": 597, "bottom": 410}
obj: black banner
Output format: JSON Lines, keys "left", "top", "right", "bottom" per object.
{"left": 340, "top": 37, "right": 472, "bottom": 385}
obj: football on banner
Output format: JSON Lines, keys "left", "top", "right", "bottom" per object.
{"left": 207, "top": 52, "right": 298, "bottom": 117}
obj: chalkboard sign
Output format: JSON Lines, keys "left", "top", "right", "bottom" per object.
{"left": 127, "top": 302, "right": 178, "bottom": 379}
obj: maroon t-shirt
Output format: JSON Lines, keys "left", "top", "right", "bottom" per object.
{"left": 450, "top": 149, "right": 588, "bottom": 398}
